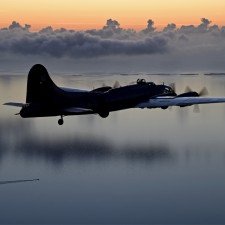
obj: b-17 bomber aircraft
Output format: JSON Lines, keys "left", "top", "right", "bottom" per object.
{"left": 4, "top": 64, "right": 225, "bottom": 125}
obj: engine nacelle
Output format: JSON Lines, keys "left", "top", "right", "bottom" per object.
{"left": 177, "top": 92, "right": 199, "bottom": 97}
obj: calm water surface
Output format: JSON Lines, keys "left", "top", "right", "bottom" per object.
{"left": 0, "top": 73, "right": 225, "bottom": 224}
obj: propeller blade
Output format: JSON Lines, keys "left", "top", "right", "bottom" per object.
{"left": 198, "top": 87, "right": 208, "bottom": 96}
{"left": 169, "top": 83, "right": 176, "bottom": 92}
{"left": 184, "top": 86, "right": 208, "bottom": 96}
{"left": 102, "top": 82, "right": 107, "bottom": 87}
{"left": 193, "top": 104, "right": 200, "bottom": 113}
{"left": 113, "top": 81, "right": 121, "bottom": 88}
{"left": 185, "top": 86, "right": 192, "bottom": 92}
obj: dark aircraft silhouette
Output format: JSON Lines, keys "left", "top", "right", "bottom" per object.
{"left": 4, "top": 64, "right": 225, "bottom": 125}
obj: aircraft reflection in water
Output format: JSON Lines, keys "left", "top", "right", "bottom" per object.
{"left": 0, "top": 117, "right": 173, "bottom": 166}
{"left": 4, "top": 64, "right": 225, "bottom": 125}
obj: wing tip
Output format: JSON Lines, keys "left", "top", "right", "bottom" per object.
{"left": 3, "top": 102, "right": 24, "bottom": 107}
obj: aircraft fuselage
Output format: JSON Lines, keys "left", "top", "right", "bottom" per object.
{"left": 20, "top": 82, "right": 167, "bottom": 118}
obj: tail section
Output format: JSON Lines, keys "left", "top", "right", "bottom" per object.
{"left": 26, "top": 64, "right": 58, "bottom": 103}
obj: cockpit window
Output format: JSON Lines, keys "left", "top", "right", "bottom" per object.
{"left": 136, "top": 79, "right": 155, "bottom": 85}
{"left": 164, "top": 86, "right": 173, "bottom": 93}
{"left": 148, "top": 82, "right": 155, "bottom": 85}
{"left": 137, "top": 79, "right": 146, "bottom": 84}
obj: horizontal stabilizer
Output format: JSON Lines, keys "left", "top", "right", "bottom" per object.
{"left": 3, "top": 102, "right": 25, "bottom": 107}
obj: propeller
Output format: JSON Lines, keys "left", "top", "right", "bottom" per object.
{"left": 102, "top": 82, "right": 107, "bottom": 87}
{"left": 193, "top": 104, "right": 200, "bottom": 113}
{"left": 198, "top": 87, "right": 208, "bottom": 96}
{"left": 185, "top": 85, "right": 192, "bottom": 93}
{"left": 113, "top": 80, "right": 121, "bottom": 88}
{"left": 183, "top": 86, "right": 208, "bottom": 113}
{"left": 168, "top": 83, "right": 176, "bottom": 111}
{"left": 170, "top": 85, "right": 208, "bottom": 112}
{"left": 169, "top": 83, "right": 176, "bottom": 92}
{"left": 184, "top": 86, "right": 208, "bottom": 96}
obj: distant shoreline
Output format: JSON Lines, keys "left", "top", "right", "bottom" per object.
{"left": 204, "top": 73, "right": 225, "bottom": 76}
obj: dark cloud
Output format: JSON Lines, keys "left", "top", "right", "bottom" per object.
{"left": 0, "top": 18, "right": 225, "bottom": 72}
{"left": 0, "top": 22, "right": 169, "bottom": 58}
{"left": 179, "top": 25, "right": 196, "bottom": 33}
{"left": 197, "top": 18, "right": 211, "bottom": 32}
{"left": 8, "top": 21, "right": 31, "bottom": 31}
{"left": 87, "top": 19, "right": 136, "bottom": 39}
{"left": 179, "top": 18, "right": 219, "bottom": 34}
{"left": 209, "top": 25, "right": 219, "bottom": 32}
{"left": 163, "top": 23, "right": 176, "bottom": 32}
{"left": 142, "top": 19, "right": 156, "bottom": 33}
{"left": 103, "top": 18, "right": 121, "bottom": 30}
{"left": 39, "top": 26, "right": 54, "bottom": 34}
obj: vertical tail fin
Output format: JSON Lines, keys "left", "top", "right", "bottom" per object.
{"left": 26, "top": 64, "right": 58, "bottom": 103}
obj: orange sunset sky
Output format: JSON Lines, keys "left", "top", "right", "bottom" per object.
{"left": 1, "top": 0, "right": 225, "bottom": 30}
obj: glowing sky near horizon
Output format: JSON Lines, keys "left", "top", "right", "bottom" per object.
{"left": 1, "top": 0, "right": 225, "bottom": 30}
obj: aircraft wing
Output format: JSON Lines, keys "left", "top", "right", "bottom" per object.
{"left": 60, "top": 87, "right": 90, "bottom": 93}
{"left": 135, "top": 96, "right": 225, "bottom": 108}
{"left": 3, "top": 102, "right": 25, "bottom": 107}
{"left": 59, "top": 107, "right": 94, "bottom": 115}
{"left": 4, "top": 102, "right": 94, "bottom": 115}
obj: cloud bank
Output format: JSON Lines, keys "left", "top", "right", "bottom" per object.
{"left": 0, "top": 19, "right": 168, "bottom": 58}
{"left": 1, "top": 18, "right": 225, "bottom": 72}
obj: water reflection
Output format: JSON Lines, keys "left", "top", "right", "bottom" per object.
{"left": 0, "top": 118, "right": 173, "bottom": 166}
{"left": 16, "top": 139, "right": 172, "bottom": 165}
{"left": 1, "top": 74, "right": 225, "bottom": 224}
